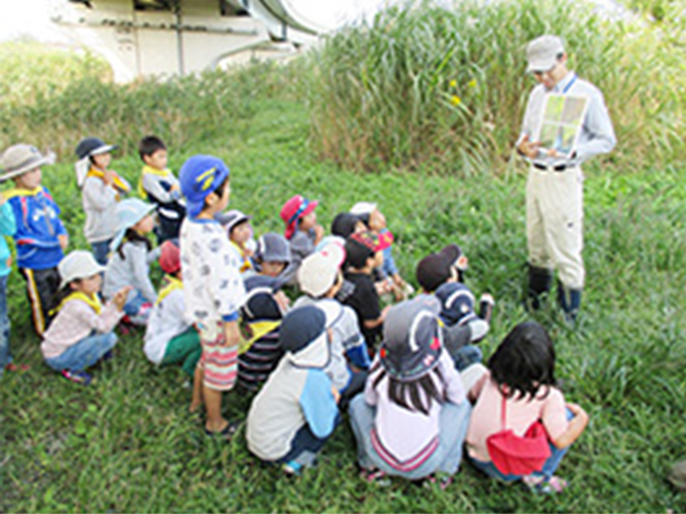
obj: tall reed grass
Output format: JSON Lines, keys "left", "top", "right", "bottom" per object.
{"left": 305, "top": 0, "right": 685, "bottom": 173}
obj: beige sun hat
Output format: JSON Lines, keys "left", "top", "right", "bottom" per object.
{"left": 526, "top": 35, "right": 565, "bottom": 73}
{"left": 0, "top": 144, "right": 55, "bottom": 182}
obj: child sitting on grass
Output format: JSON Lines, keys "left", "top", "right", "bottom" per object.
{"left": 350, "top": 202, "right": 412, "bottom": 300}
{"left": 247, "top": 305, "right": 341, "bottom": 476}
{"left": 343, "top": 231, "right": 391, "bottom": 350}
{"left": 179, "top": 154, "right": 246, "bottom": 439}
{"left": 217, "top": 209, "right": 255, "bottom": 274}
{"left": 103, "top": 198, "right": 158, "bottom": 325}
{"left": 1, "top": 144, "right": 69, "bottom": 336}
{"left": 137, "top": 135, "right": 185, "bottom": 244}
{"left": 143, "top": 239, "right": 201, "bottom": 380}
{"left": 294, "top": 241, "right": 371, "bottom": 407}
{"left": 41, "top": 251, "right": 129, "bottom": 385}
{"left": 280, "top": 194, "right": 323, "bottom": 282}
{"left": 75, "top": 137, "right": 131, "bottom": 266}
{"left": 466, "top": 321, "right": 589, "bottom": 493}
{"left": 348, "top": 296, "right": 472, "bottom": 487}
{"left": 237, "top": 275, "right": 290, "bottom": 392}
{"left": 253, "top": 232, "right": 291, "bottom": 279}
{"left": 435, "top": 281, "right": 494, "bottom": 344}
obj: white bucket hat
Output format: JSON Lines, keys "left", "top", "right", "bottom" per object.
{"left": 350, "top": 202, "right": 377, "bottom": 216}
{"left": 58, "top": 250, "right": 105, "bottom": 288}
{"left": 109, "top": 198, "right": 156, "bottom": 252}
{"left": 0, "top": 144, "right": 55, "bottom": 182}
{"left": 526, "top": 35, "right": 565, "bottom": 73}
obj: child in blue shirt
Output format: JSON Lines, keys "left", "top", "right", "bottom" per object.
{"left": 0, "top": 144, "right": 68, "bottom": 336}
{"left": 247, "top": 305, "right": 340, "bottom": 476}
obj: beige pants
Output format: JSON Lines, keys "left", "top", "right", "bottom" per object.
{"left": 526, "top": 166, "right": 584, "bottom": 289}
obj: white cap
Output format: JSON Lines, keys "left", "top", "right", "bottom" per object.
{"left": 297, "top": 243, "right": 346, "bottom": 297}
{"left": 58, "top": 250, "right": 105, "bottom": 288}
{"left": 526, "top": 35, "right": 565, "bottom": 73}
{"left": 350, "top": 202, "right": 377, "bottom": 216}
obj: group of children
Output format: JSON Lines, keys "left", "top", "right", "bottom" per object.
{"left": 0, "top": 139, "right": 589, "bottom": 494}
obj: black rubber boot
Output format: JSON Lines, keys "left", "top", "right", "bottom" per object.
{"left": 525, "top": 264, "right": 553, "bottom": 311}
{"left": 557, "top": 280, "right": 582, "bottom": 324}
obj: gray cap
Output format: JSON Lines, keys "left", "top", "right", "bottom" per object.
{"left": 216, "top": 209, "right": 252, "bottom": 234}
{"left": 0, "top": 144, "right": 55, "bottom": 182}
{"left": 255, "top": 232, "right": 291, "bottom": 263}
{"left": 380, "top": 296, "right": 443, "bottom": 381}
{"left": 526, "top": 35, "right": 565, "bottom": 73}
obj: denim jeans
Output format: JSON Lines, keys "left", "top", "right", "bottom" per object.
{"left": 123, "top": 290, "right": 148, "bottom": 316}
{"left": 91, "top": 240, "right": 113, "bottom": 267}
{"left": 0, "top": 274, "right": 10, "bottom": 377}
{"left": 469, "top": 408, "right": 575, "bottom": 481}
{"left": 452, "top": 345, "right": 482, "bottom": 372}
{"left": 44, "top": 332, "right": 117, "bottom": 372}
{"left": 349, "top": 394, "right": 472, "bottom": 480}
{"left": 276, "top": 413, "right": 342, "bottom": 468}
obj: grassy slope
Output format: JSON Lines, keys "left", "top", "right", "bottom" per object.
{"left": 1, "top": 97, "right": 686, "bottom": 513}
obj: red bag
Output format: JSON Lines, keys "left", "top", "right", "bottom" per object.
{"left": 486, "top": 395, "right": 551, "bottom": 476}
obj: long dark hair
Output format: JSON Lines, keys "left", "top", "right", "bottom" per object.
{"left": 117, "top": 228, "right": 152, "bottom": 260}
{"left": 50, "top": 281, "right": 81, "bottom": 312}
{"left": 487, "top": 321, "right": 557, "bottom": 400}
{"left": 371, "top": 361, "right": 447, "bottom": 416}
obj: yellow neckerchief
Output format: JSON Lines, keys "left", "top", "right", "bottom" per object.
{"left": 3, "top": 186, "right": 43, "bottom": 200}
{"left": 238, "top": 320, "right": 281, "bottom": 355}
{"left": 50, "top": 291, "right": 102, "bottom": 316}
{"left": 87, "top": 168, "right": 130, "bottom": 197}
{"left": 155, "top": 275, "right": 183, "bottom": 306}
{"left": 137, "top": 165, "right": 171, "bottom": 198}
{"left": 230, "top": 241, "right": 253, "bottom": 273}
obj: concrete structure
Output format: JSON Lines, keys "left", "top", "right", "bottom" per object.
{"left": 51, "top": 0, "right": 320, "bottom": 82}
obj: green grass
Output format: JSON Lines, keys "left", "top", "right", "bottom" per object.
{"left": 1, "top": 8, "right": 686, "bottom": 511}
{"left": 2, "top": 94, "right": 686, "bottom": 512}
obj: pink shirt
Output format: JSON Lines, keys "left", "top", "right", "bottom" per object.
{"left": 466, "top": 372, "right": 569, "bottom": 462}
{"left": 41, "top": 299, "right": 123, "bottom": 359}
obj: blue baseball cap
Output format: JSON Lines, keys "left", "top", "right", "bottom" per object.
{"left": 179, "top": 155, "right": 230, "bottom": 217}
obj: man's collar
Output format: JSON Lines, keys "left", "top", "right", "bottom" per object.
{"left": 552, "top": 71, "right": 575, "bottom": 93}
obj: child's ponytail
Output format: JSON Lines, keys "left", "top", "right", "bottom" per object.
{"left": 116, "top": 228, "right": 152, "bottom": 260}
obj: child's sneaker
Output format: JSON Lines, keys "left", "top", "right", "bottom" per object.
{"left": 523, "top": 474, "right": 568, "bottom": 494}
{"left": 282, "top": 460, "right": 303, "bottom": 477}
{"left": 61, "top": 369, "right": 92, "bottom": 386}
{"left": 422, "top": 473, "right": 454, "bottom": 491}
{"left": 360, "top": 467, "right": 390, "bottom": 487}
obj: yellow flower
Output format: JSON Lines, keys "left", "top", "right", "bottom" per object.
{"left": 450, "top": 95, "right": 461, "bottom": 106}
{"left": 468, "top": 79, "right": 477, "bottom": 88}
{"left": 449, "top": 79, "right": 457, "bottom": 88}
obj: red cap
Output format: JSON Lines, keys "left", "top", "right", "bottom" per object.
{"left": 280, "top": 195, "right": 319, "bottom": 240}
{"left": 350, "top": 230, "right": 391, "bottom": 253}
{"left": 159, "top": 239, "right": 181, "bottom": 274}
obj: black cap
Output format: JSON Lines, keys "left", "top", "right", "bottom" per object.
{"left": 279, "top": 305, "right": 326, "bottom": 354}
{"left": 331, "top": 212, "right": 361, "bottom": 238}
{"left": 75, "top": 137, "right": 117, "bottom": 160}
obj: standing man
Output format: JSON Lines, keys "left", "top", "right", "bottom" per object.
{"left": 517, "top": 35, "right": 616, "bottom": 322}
